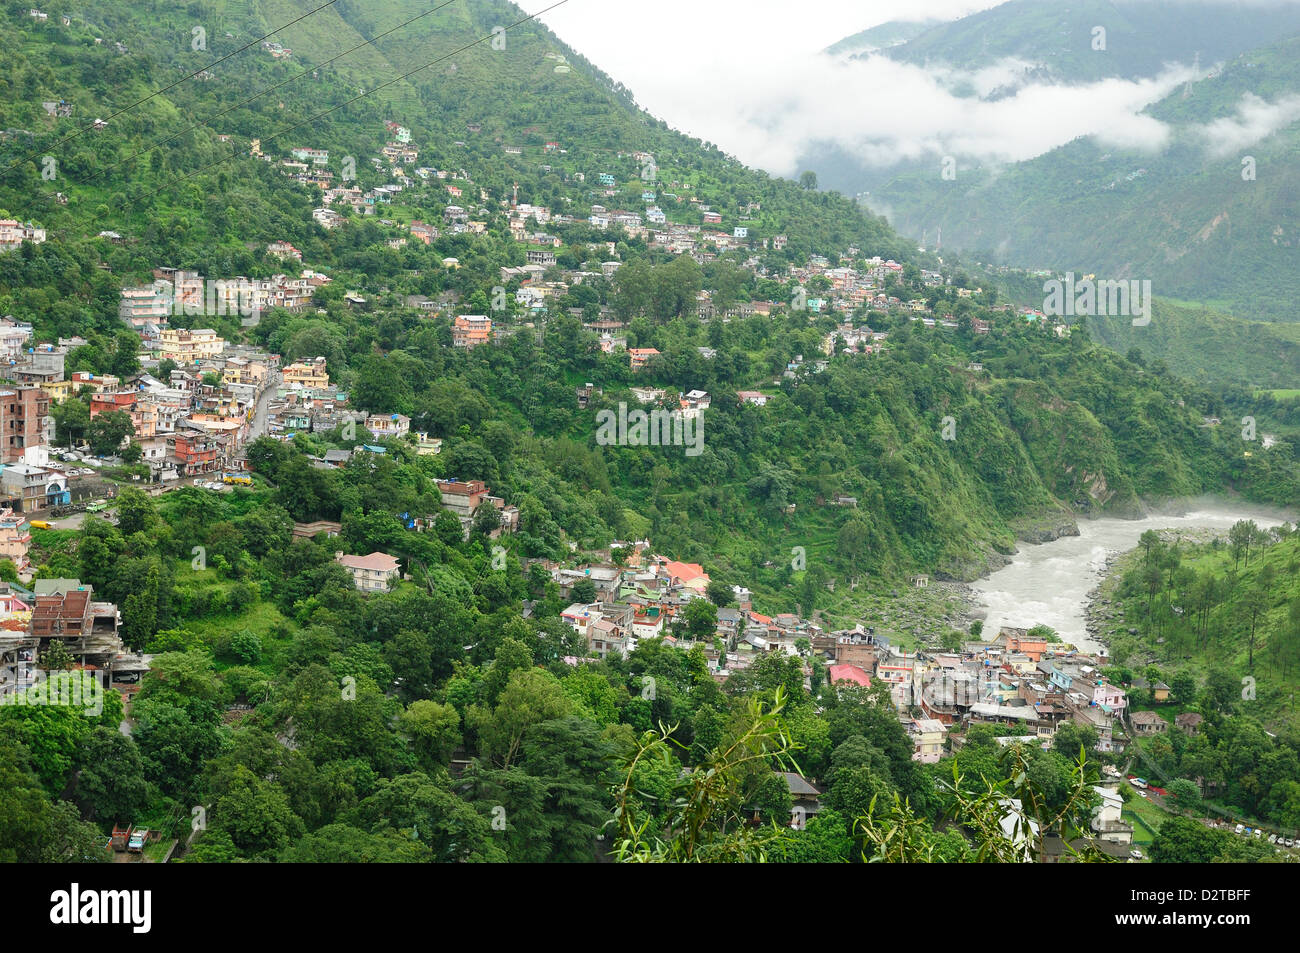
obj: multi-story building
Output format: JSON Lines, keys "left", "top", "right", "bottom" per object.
{"left": 452, "top": 315, "right": 492, "bottom": 350}
{"left": 39, "top": 380, "right": 73, "bottom": 405}
{"left": 89, "top": 391, "right": 136, "bottom": 419}
{"left": 0, "top": 220, "right": 47, "bottom": 252}
{"left": 434, "top": 479, "right": 490, "bottom": 518}
{"left": 908, "top": 718, "right": 946, "bottom": 764}
{"left": 29, "top": 581, "right": 122, "bottom": 667}
{"left": 10, "top": 345, "right": 65, "bottom": 385}
{"left": 120, "top": 282, "right": 173, "bottom": 324}
{"left": 69, "top": 372, "right": 121, "bottom": 395}
{"left": 0, "top": 387, "right": 51, "bottom": 465}
{"left": 166, "top": 432, "right": 220, "bottom": 476}
{"left": 334, "top": 551, "right": 400, "bottom": 592}
{"left": 629, "top": 348, "right": 660, "bottom": 371}
{"left": 366, "top": 414, "right": 410, "bottom": 439}
{"left": 283, "top": 357, "right": 330, "bottom": 390}
{"left": 0, "top": 465, "right": 67, "bottom": 512}
{"left": 0, "top": 319, "right": 33, "bottom": 360}
{"left": 221, "top": 358, "right": 270, "bottom": 388}
{"left": 0, "top": 508, "right": 31, "bottom": 569}
{"left": 157, "top": 328, "right": 224, "bottom": 365}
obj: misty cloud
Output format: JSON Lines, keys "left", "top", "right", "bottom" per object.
{"left": 521, "top": 0, "right": 1299, "bottom": 180}
{"left": 1197, "top": 92, "right": 1300, "bottom": 157}
{"left": 634, "top": 52, "right": 1194, "bottom": 176}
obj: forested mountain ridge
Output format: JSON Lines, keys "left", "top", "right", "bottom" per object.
{"left": 860, "top": 29, "right": 1300, "bottom": 321}
{"left": 0, "top": 0, "right": 911, "bottom": 336}
{"left": 862, "top": 0, "right": 1300, "bottom": 85}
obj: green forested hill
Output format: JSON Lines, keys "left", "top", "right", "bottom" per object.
{"left": 0, "top": 0, "right": 910, "bottom": 328}
{"left": 865, "top": 0, "right": 1300, "bottom": 85}
{"left": 867, "top": 33, "right": 1300, "bottom": 322}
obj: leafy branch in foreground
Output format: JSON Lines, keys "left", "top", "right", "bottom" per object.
{"left": 856, "top": 743, "right": 1109, "bottom": 863}
{"left": 609, "top": 687, "right": 800, "bottom": 862}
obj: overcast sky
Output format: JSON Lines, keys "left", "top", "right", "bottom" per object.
{"left": 517, "top": 0, "right": 999, "bottom": 163}
{"left": 515, "top": 0, "right": 1291, "bottom": 183}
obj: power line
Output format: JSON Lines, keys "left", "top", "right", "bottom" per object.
{"left": 3, "top": 0, "right": 344, "bottom": 176}
{"left": 90, "top": 0, "right": 467, "bottom": 184}
{"left": 138, "top": 0, "right": 571, "bottom": 205}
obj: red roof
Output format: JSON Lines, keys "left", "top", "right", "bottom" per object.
{"left": 828, "top": 664, "right": 871, "bottom": 687}
{"left": 658, "top": 558, "right": 707, "bottom": 584}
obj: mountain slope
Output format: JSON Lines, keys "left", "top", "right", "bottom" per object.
{"left": 867, "top": 33, "right": 1300, "bottom": 322}
{"left": 869, "top": 0, "right": 1300, "bottom": 84}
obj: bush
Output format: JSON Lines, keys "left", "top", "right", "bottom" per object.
{"left": 228, "top": 630, "right": 263, "bottom": 665}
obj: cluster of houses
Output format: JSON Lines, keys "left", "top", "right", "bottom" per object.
{"left": 0, "top": 220, "right": 47, "bottom": 254}
{"left": 120, "top": 265, "right": 329, "bottom": 332}
{"left": 0, "top": 313, "right": 275, "bottom": 510}
{"left": 0, "top": 577, "right": 140, "bottom": 704}
{"left": 542, "top": 540, "right": 1175, "bottom": 774}
{"left": 312, "top": 478, "right": 520, "bottom": 593}
{"left": 538, "top": 547, "right": 1179, "bottom": 852}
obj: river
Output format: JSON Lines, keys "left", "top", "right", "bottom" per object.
{"left": 970, "top": 499, "right": 1295, "bottom": 654}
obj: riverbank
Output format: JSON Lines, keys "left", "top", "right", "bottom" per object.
{"left": 965, "top": 499, "right": 1295, "bottom": 654}
{"left": 1084, "top": 527, "right": 1239, "bottom": 652}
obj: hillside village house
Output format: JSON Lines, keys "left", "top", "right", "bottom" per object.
{"left": 0, "top": 387, "right": 51, "bottom": 464}
{"left": 282, "top": 358, "right": 330, "bottom": 390}
{"left": 267, "top": 241, "right": 303, "bottom": 261}
{"left": 828, "top": 663, "right": 872, "bottom": 688}
{"left": 434, "top": 479, "right": 490, "bottom": 518}
{"left": 679, "top": 390, "right": 710, "bottom": 418}
{"left": 366, "top": 413, "right": 411, "bottom": 439}
{"left": 1092, "top": 679, "right": 1127, "bottom": 713}
{"left": 0, "top": 220, "right": 46, "bottom": 252}
{"left": 0, "top": 508, "right": 31, "bottom": 569}
{"left": 909, "top": 718, "right": 946, "bottom": 763}
{"left": 452, "top": 315, "right": 492, "bottom": 349}
{"left": 629, "top": 348, "right": 660, "bottom": 371}
{"left": 562, "top": 603, "right": 599, "bottom": 640}
{"left": 157, "top": 328, "right": 224, "bottom": 365}
{"left": 1130, "top": 710, "right": 1167, "bottom": 736}
{"left": 0, "top": 319, "right": 33, "bottom": 360}
{"left": 0, "top": 465, "right": 68, "bottom": 512}
{"left": 652, "top": 557, "right": 709, "bottom": 593}
{"left": 1092, "top": 785, "right": 1133, "bottom": 845}
{"left": 335, "top": 551, "right": 401, "bottom": 592}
